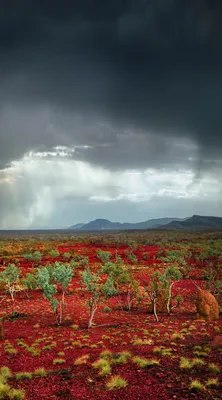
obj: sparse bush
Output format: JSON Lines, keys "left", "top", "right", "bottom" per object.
{"left": 104, "top": 306, "right": 111, "bottom": 313}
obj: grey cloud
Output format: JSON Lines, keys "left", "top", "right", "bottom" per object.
{"left": 0, "top": 0, "right": 222, "bottom": 172}
{"left": 0, "top": 1, "right": 222, "bottom": 228}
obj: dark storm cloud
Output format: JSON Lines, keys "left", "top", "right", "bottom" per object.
{"left": 0, "top": 0, "right": 222, "bottom": 170}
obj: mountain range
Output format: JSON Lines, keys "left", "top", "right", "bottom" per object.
{"left": 161, "top": 215, "right": 222, "bottom": 230}
{"left": 69, "top": 215, "right": 222, "bottom": 231}
{"left": 69, "top": 217, "right": 186, "bottom": 231}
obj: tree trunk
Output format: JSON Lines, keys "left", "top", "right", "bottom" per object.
{"left": 153, "top": 296, "right": 159, "bottom": 322}
{"left": 167, "top": 283, "right": 174, "bottom": 315}
{"left": 88, "top": 306, "right": 97, "bottom": 328}
{"left": 126, "top": 290, "right": 132, "bottom": 311}
{"left": 59, "top": 291, "right": 65, "bottom": 324}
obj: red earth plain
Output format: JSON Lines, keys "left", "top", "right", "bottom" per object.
{"left": 0, "top": 231, "right": 221, "bottom": 399}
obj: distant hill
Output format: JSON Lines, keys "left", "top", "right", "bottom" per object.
{"left": 69, "top": 217, "right": 185, "bottom": 231}
{"left": 69, "top": 223, "right": 85, "bottom": 230}
{"left": 162, "top": 215, "right": 222, "bottom": 230}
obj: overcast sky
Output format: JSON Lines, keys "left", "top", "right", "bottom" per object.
{"left": 0, "top": 0, "right": 222, "bottom": 228}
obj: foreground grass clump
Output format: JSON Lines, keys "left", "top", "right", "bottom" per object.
{"left": 92, "top": 358, "right": 111, "bottom": 376}
{"left": 180, "top": 357, "right": 192, "bottom": 369}
{"left": 112, "top": 351, "right": 131, "bottom": 364}
{"left": 106, "top": 375, "right": 127, "bottom": 390}
{"left": 9, "top": 389, "right": 25, "bottom": 399}
{"left": 53, "top": 358, "right": 66, "bottom": 365}
{"left": 132, "top": 356, "right": 159, "bottom": 368}
{"left": 189, "top": 380, "right": 204, "bottom": 391}
{"left": 208, "top": 363, "right": 220, "bottom": 373}
{"left": 191, "top": 358, "right": 205, "bottom": 366}
{"left": 33, "top": 368, "right": 48, "bottom": 377}
{"left": 74, "top": 354, "right": 90, "bottom": 365}
{"left": 15, "top": 372, "right": 33, "bottom": 380}
{"left": 171, "top": 332, "right": 184, "bottom": 340}
{"left": 100, "top": 350, "right": 112, "bottom": 360}
{"left": 205, "top": 378, "right": 218, "bottom": 388}
{"left": 0, "top": 367, "right": 25, "bottom": 399}
{"left": 0, "top": 367, "right": 12, "bottom": 379}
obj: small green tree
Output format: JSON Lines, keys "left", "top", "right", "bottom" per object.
{"left": 127, "top": 252, "right": 138, "bottom": 264}
{"left": 147, "top": 271, "right": 162, "bottom": 322}
{"left": 37, "top": 267, "right": 58, "bottom": 323}
{"left": 0, "top": 264, "right": 20, "bottom": 313}
{"left": 81, "top": 268, "right": 116, "bottom": 328}
{"left": 21, "top": 271, "right": 37, "bottom": 298}
{"left": 24, "top": 251, "right": 42, "bottom": 267}
{"left": 52, "top": 262, "right": 73, "bottom": 324}
{"left": 101, "top": 262, "right": 136, "bottom": 310}
{"left": 163, "top": 266, "right": 182, "bottom": 315}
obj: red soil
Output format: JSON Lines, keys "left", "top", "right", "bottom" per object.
{"left": 0, "top": 241, "right": 221, "bottom": 400}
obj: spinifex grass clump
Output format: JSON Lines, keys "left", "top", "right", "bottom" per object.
{"left": 15, "top": 372, "right": 33, "bottom": 380}
{"left": 132, "top": 356, "right": 159, "bottom": 368}
{"left": 205, "top": 378, "right": 218, "bottom": 388}
{"left": 179, "top": 357, "right": 192, "bottom": 370}
{"left": 53, "top": 358, "right": 66, "bottom": 365}
{"left": 92, "top": 358, "right": 111, "bottom": 376}
{"left": 33, "top": 368, "right": 48, "bottom": 377}
{"left": 0, "top": 367, "right": 25, "bottom": 399}
{"left": 112, "top": 351, "right": 131, "bottom": 364}
{"left": 74, "top": 355, "right": 90, "bottom": 365}
{"left": 106, "top": 375, "right": 128, "bottom": 390}
{"left": 208, "top": 363, "right": 220, "bottom": 373}
{"left": 189, "top": 380, "right": 204, "bottom": 391}
{"left": 191, "top": 358, "right": 205, "bottom": 366}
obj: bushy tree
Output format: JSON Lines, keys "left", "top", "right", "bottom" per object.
{"left": 37, "top": 262, "right": 73, "bottom": 325}
{"left": 101, "top": 262, "right": 138, "bottom": 310}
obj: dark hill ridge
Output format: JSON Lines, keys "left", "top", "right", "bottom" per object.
{"left": 69, "top": 217, "right": 185, "bottom": 231}
{"left": 162, "top": 215, "right": 222, "bottom": 230}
